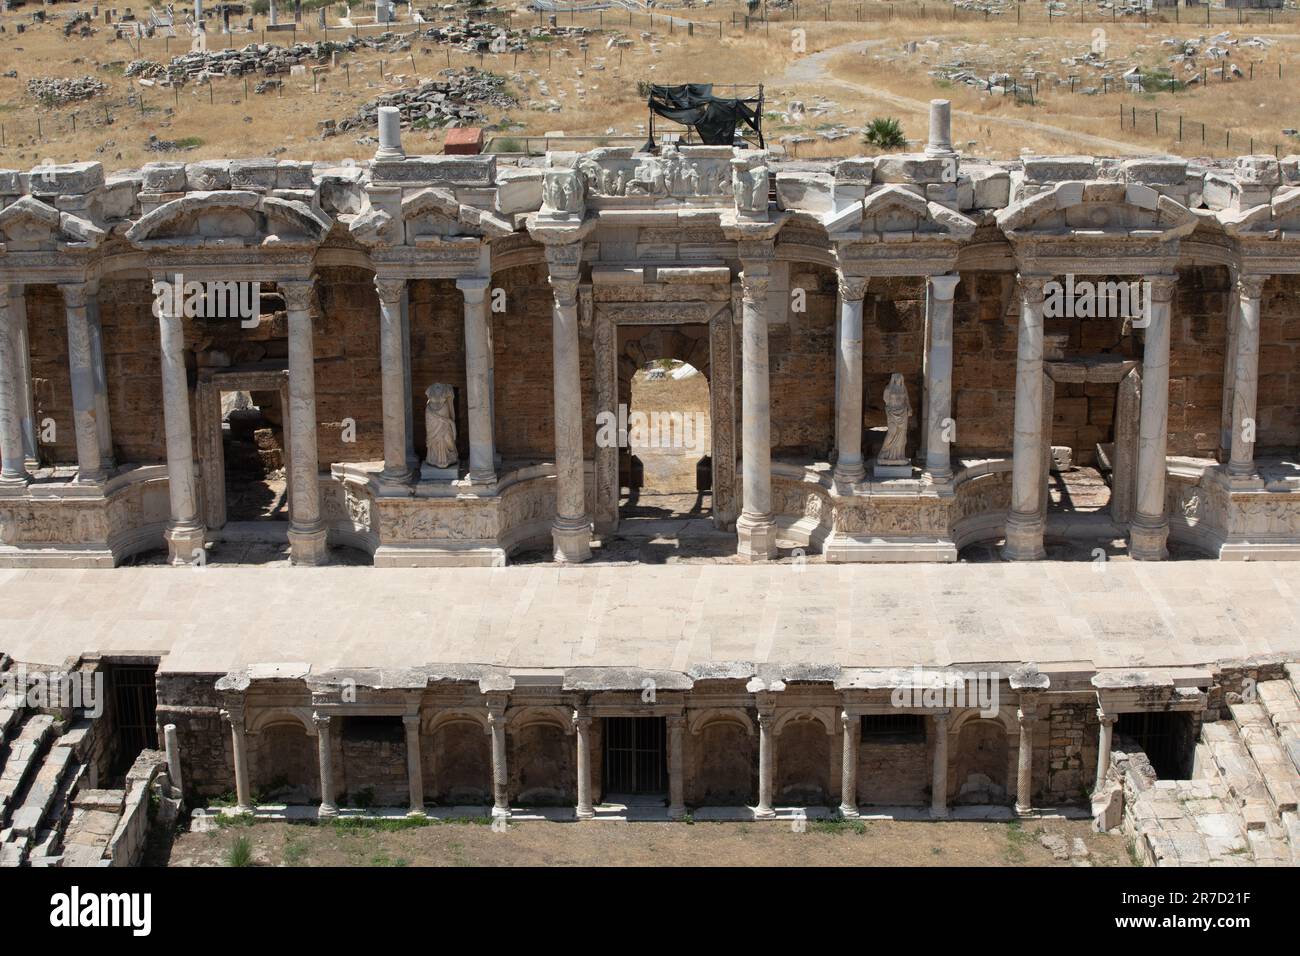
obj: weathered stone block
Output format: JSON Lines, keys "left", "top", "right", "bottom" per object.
{"left": 776, "top": 171, "right": 834, "bottom": 213}
{"left": 1023, "top": 156, "right": 1095, "bottom": 183}
{"left": 873, "top": 155, "right": 950, "bottom": 185}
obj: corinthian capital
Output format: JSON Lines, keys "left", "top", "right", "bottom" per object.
{"left": 837, "top": 273, "right": 869, "bottom": 302}
{"left": 60, "top": 284, "right": 90, "bottom": 310}
{"left": 1017, "top": 274, "right": 1048, "bottom": 306}
{"left": 1237, "top": 274, "right": 1268, "bottom": 300}
{"left": 280, "top": 280, "right": 315, "bottom": 314}
{"left": 1146, "top": 273, "right": 1178, "bottom": 303}
{"left": 374, "top": 276, "right": 407, "bottom": 304}
{"left": 549, "top": 275, "right": 580, "bottom": 306}
{"left": 740, "top": 270, "right": 769, "bottom": 306}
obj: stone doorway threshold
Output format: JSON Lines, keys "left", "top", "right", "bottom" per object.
{"left": 197, "top": 804, "right": 1091, "bottom": 828}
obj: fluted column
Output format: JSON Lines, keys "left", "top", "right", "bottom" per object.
{"left": 1228, "top": 275, "right": 1267, "bottom": 483}
{"left": 283, "top": 280, "right": 328, "bottom": 566}
{"left": 545, "top": 247, "right": 592, "bottom": 563}
{"left": 61, "top": 284, "right": 105, "bottom": 484}
{"left": 155, "top": 281, "right": 205, "bottom": 564}
{"left": 0, "top": 285, "right": 31, "bottom": 486}
{"left": 1130, "top": 274, "right": 1177, "bottom": 561}
{"left": 755, "top": 705, "right": 776, "bottom": 819}
{"left": 574, "top": 708, "right": 594, "bottom": 820}
{"left": 375, "top": 276, "right": 413, "bottom": 485}
{"left": 1003, "top": 275, "right": 1048, "bottom": 561}
{"left": 487, "top": 698, "right": 510, "bottom": 818}
{"left": 1015, "top": 697, "right": 1038, "bottom": 815}
{"left": 457, "top": 277, "right": 496, "bottom": 485}
{"left": 737, "top": 250, "right": 778, "bottom": 561}
{"left": 314, "top": 712, "right": 337, "bottom": 818}
{"left": 925, "top": 274, "right": 961, "bottom": 485}
{"left": 403, "top": 713, "right": 425, "bottom": 815}
{"left": 222, "top": 706, "right": 253, "bottom": 813}
{"left": 1094, "top": 709, "right": 1118, "bottom": 796}
{"left": 667, "top": 714, "right": 686, "bottom": 820}
{"left": 931, "top": 709, "right": 950, "bottom": 818}
{"left": 838, "top": 711, "right": 860, "bottom": 819}
{"left": 833, "top": 274, "right": 868, "bottom": 486}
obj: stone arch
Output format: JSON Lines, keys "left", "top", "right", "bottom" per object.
{"left": 509, "top": 722, "right": 575, "bottom": 807}
{"left": 424, "top": 715, "right": 492, "bottom": 806}
{"left": 775, "top": 716, "right": 834, "bottom": 806}
{"left": 687, "top": 708, "right": 755, "bottom": 737}
{"left": 506, "top": 705, "right": 573, "bottom": 733}
{"left": 691, "top": 718, "right": 756, "bottom": 806}
{"left": 249, "top": 718, "right": 319, "bottom": 804}
{"left": 125, "top": 192, "right": 331, "bottom": 248}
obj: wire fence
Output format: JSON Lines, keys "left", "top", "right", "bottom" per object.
{"left": 1120, "top": 101, "right": 1296, "bottom": 157}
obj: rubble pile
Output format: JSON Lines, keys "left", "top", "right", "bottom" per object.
{"left": 123, "top": 40, "right": 355, "bottom": 87}
{"left": 26, "top": 75, "right": 109, "bottom": 106}
{"left": 63, "top": 10, "right": 97, "bottom": 38}
{"left": 332, "top": 67, "right": 516, "bottom": 134}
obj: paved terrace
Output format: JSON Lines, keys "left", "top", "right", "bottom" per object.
{"left": 2, "top": 562, "right": 1298, "bottom": 676}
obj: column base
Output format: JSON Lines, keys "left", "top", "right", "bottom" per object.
{"left": 491, "top": 805, "right": 511, "bottom": 820}
{"left": 576, "top": 806, "right": 595, "bottom": 821}
{"left": 406, "top": 808, "right": 427, "bottom": 819}
{"left": 837, "top": 803, "right": 860, "bottom": 820}
{"left": 234, "top": 804, "right": 255, "bottom": 816}
{"left": 1014, "top": 802, "right": 1033, "bottom": 816}
{"left": 668, "top": 805, "right": 687, "bottom": 821}
{"left": 318, "top": 804, "right": 339, "bottom": 820}
{"left": 736, "top": 512, "right": 778, "bottom": 561}
{"left": 1002, "top": 511, "right": 1046, "bottom": 561}
{"left": 288, "top": 525, "right": 329, "bottom": 566}
{"left": 1128, "top": 514, "right": 1169, "bottom": 561}
{"left": 930, "top": 805, "right": 949, "bottom": 820}
{"left": 752, "top": 806, "right": 776, "bottom": 820}
{"left": 832, "top": 460, "right": 865, "bottom": 488}
{"left": 165, "top": 522, "right": 207, "bottom": 566}
{"left": 552, "top": 516, "right": 592, "bottom": 563}
{"left": 0, "top": 473, "right": 32, "bottom": 489}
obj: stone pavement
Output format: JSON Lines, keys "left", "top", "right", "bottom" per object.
{"left": 2, "top": 561, "right": 1298, "bottom": 676}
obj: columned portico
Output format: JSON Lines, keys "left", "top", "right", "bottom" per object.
{"left": 283, "top": 279, "right": 329, "bottom": 566}
{"left": 155, "top": 279, "right": 206, "bottom": 565}
{"left": 375, "top": 276, "right": 414, "bottom": 487}
{"left": 736, "top": 246, "right": 778, "bottom": 561}
{"left": 1004, "top": 275, "right": 1049, "bottom": 561}
{"left": 924, "top": 274, "right": 960, "bottom": 486}
{"left": 833, "top": 273, "right": 868, "bottom": 487}
{"left": 1228, "top": 274, "right": 1267, "bottom": 484}
{"left": 545, "top": 245, "right": 592, "bottom": 563}
{"left": 0, "top": 285, "right": 31, "bottom": 486}
{"left": 456, "top": 276, "right": 497, "bottom": 486}
{"left": 60, "top": 283, "right": 107, "bottom": 485}
{"left": 1129, "top": 274, "right": 1177, "bottom": 561}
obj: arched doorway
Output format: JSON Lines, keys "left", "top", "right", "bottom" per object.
{"left": 775, "top": 719, "right": 833, "bottom": 806}
{"left": 424, "top": 718, "right": 492, "bottom": 805}
{"left": 952, "top": 718, "right": 1011, "bottom": 805}
{"left": 250, "top": 721, "right": 319, "bottom": 804}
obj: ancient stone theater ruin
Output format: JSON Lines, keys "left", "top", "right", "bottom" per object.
{"left": 1, "top": 102, "right": 1298, "bottom": 865}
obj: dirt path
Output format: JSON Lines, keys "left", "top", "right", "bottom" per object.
{"left": 777, "top": 39, "right": 1147, "bottom": 156}
{"left": 167, "top": 816, "right": 1131, "bottom": 867}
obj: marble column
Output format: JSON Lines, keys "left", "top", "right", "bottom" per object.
{"left": 457, "top": 277, "right": 496, "bottom": 485}
{"left": 314, "top": 712, "right": 338, "bottom": 817}
{"left": 0, "top": 285, "right": 31, "bottom": 486}
{"left": 1003, "top": 275, "right": 1048, "bottom": 561}
{"left": 574, "top": 709, "right": 594, "bottom": 820}
{"left": 61, "top": 284, "right": 106, "bottom": 484}
{"left": 268, "top": 0, "right": 279, "bottom": 26}
{"left": 222, "top": 707, "right": 253, "bottom": 813}
{"left": 838, "top": 711, "right": 860, "bottom": 819}
{"left": 1228, "top": 275, "right": 1267, "bottom": 483}
{"left": 156, "top": 284, "right": 205, "bottom": 564}
{"left": 283, "top": 280, "right": 328, "bottom": 565}
{"left": 1094, "top": 709, "right": 1118, "bottom": 796}
{"left": 737, "top": 257, "right": 778, "bottom": 560}
{"left": 755, "top": 707, "right": 776, "bottom": 819}
{"left": 833, "top": 274, "right": 868, "bottom": 486}
{"left": 400, "top": 283, "right": 416, "bottom": 475}
{"left": 403, "top": 713, "right": 424, "bottom": 815}
{"left": 931, "top": 709, "right": 950, "bottom": 818}
{"left": 1129, "top": 274, "right": 1177, "bottom": 561}
{"left": 667, "top": 715, "right": 686, "bottom": 820}
{"left": 487, "top": 700, "right": 510, "bottom": 818}
{"left": 84, "top": 286, "right": 114, "bottom": 472}
{"left": 1015, "top": 698, "right": 1037, "bottom": 815}
{"left": 375, "top": 277, "right": 413, "bottom": 485}
{"left": 925, "top": 274, "right": 961, "bottom": 485}
{"left": 546, "top": 259, "right": 592, "bottom": 563}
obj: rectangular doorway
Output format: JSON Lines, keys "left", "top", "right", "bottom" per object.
{"left": 1116, "top": 711, "right": 1195, "bottom": 780}
{"left": 109, "top": 665, "right": 158, "bottom": 780}
{"left": 602, "top": 717, "right": 667, "bottom": 795}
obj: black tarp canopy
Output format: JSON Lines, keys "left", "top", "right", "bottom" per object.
{"left": 646, "top": 83, "right": 764, "bottom": 147}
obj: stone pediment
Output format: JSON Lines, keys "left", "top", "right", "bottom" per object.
{"left": 1219, "top": 185, "right": 1300, "bottom": 241}
{"left": 827, "top": 185, "right": 976, "bottom": 242}
{"left": 0, "top": 195, "right": 106, "bottom": 252}
{"left": 347, "top": 187, "right": 511, "bottom": 249}
{"left": 996, "top": 180, "right": 1196, "bottom": 243}
{"left": 124, "top": 191, "right": 332, "bottom": 249}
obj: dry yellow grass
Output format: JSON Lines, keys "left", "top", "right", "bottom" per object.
{"left": 1, "top": 3, "right": 1297, "bottom": 167}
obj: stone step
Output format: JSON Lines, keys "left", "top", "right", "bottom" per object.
{"left": 0, "top": 714, "right": 54, "bottom": 827}
{"left": 1200, "top": 720, "right": 1274, "bottom": 828}
{"left": 1229, "top": 702, "right": 1300, "bottom": 816}
{"left": 9, "top": 745, "right": 75, "bottom": 838}
{"left": 1282, "top": 810, "right": 1300, "bottom": 864}
{"left": 1246, "top": 828, "right": 1292, "bottom": 866}
{"left": 1256, "top": 679, "right": 1300, "bottom": 776}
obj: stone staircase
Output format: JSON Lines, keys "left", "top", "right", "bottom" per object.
{"left": 1115, "top": 663, "right": 1300, "bottom": 866}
